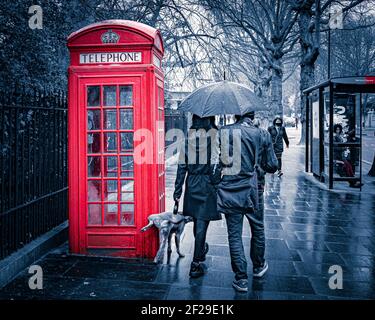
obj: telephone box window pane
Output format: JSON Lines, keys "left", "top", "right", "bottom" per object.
{"left": 88, "top": 180, "right": 101, "bottom": 202}
{"left": 104, "top": 156, "right": 118, "bottom": 177}
{"left": 121, "top": 192, "right": 134, "bottom": 201}
{"left": 104, "top": 204, "right": 118, "bottom": 225}
{"left": 88, "top": 204, "right": 102, "bottom": 225}
{"left": 104, "top": 109, "right": 117, "bottom": 129}
{"left": 120, "top": 109, "right": 133, "bottom": 129}
{"left": 121, "top": 179, "right": 134, "bottom": 192}
{"left": 158, "top": 87, "right": 163, "bottom": 108}
{"left": 88, "top": 156, "right": 101, "bottom": 177}
{"left": 121, "top": 204, "right": 134, "bottom": 225}
{"left": 87, "top": 110, "right": 101, "bottom": 130}
{"left": 104, "top": 132, "right": 117, "bottom": 153}
{"left": 87, "top": 86, "right": 100, "bottom": 107}
{"left": 120, "top": 85, "right": 133, "bottom": 106}
{"left": 88, "top": 133, "right": 100, "bottom": 153}
{"left": 104, "top": 86, "right": 117, "bottom": 106}
{"left": 104, "top": 180, "right": 118, "bottom": 201}
{"left": 121, "top": 133, "right": 133, "bottom": 151}
{"left": 121, "top": 156, "right": 134, "bottom": 177}
{"left": 121, "top": 178, "right": 134, "bottom": 201}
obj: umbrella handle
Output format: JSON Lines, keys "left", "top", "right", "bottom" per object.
{"left": 173, "top": 200, "right": 179, "bottom": 215}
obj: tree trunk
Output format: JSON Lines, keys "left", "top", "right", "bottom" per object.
{"left": 297, "top": 2, "right": 320, "bottom": 145}
{"left": 269, "top": 67, "right": 283, "bottom": 118}
{"left": 299, "top": 63, "right": 315, "bottom": 144}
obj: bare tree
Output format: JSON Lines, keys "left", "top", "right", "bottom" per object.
{"left": 295, "top": 0, "right": 371, "bottom": 144}
{"left": 202, "top": 0, "right": 301, "bottom": 117}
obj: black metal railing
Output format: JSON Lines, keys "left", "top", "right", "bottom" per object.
{"left": 0, "top": 87, "right": 68, "bottom": 260}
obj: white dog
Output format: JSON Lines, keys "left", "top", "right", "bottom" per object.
{"left": 141, "top": 211, "right": 193, "bottom": 264}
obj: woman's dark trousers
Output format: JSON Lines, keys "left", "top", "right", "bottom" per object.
{"left": 192, "top": 218, "right": 210, "bottom": 262}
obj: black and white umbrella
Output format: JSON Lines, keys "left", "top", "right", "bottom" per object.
{"left": 178, "top": 81, "right": 265, "bottom": 116}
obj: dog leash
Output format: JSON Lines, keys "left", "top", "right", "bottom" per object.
{"left": 171, "top": 200, "right": 186, "bottom": 224}
{"left": 173, "top": 200, "right": 179, "bottom": 215}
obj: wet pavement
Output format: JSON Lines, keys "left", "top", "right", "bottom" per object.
{"left": 0, "top": 129, "right": 375, "bottom": 300}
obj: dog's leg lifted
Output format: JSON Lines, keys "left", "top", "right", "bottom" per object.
{"left": 141, "top": 221, "right": 153, "bottom": 232}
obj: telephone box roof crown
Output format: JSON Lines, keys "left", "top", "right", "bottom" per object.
{"left": 67, "top": 20, "right": 163, "bottom": 54}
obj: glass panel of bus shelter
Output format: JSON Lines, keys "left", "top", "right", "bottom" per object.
{"left": 362, "top": 93, "right": 375, "bottom": 182}
{"left": 310, "top": 90, "right": 320, "bottom": 176}
{"left": 332, "top": 93, "right": 361, "bottom": 179}
{"left": 323, "top": 88, "right": 330, "bottom": 177}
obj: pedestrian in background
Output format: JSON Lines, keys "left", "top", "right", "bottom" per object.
{"left": 268, "top": 116, "right": 289, "bottom": 177}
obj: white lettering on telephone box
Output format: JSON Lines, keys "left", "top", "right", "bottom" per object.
{"left": 80, "top": 52, "right": 142, "bottom": 64}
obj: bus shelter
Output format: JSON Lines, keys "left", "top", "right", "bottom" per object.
{"left": 303, "top": 76, "right": 375, "bottom": 189}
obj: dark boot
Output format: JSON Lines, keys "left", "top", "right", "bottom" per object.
{"left": 189, "top": 261, "right": 206, "bottom": 278}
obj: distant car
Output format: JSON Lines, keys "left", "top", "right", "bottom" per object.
{"left": 283, "top": 116, "right": 296, "bottom": 127}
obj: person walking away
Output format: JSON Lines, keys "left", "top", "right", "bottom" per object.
{"left": 268, "top": 116, "right": 289, "bottom": 177}
{"left": 173, "top": 115, "right": 221, "bottom": 278}
{"left": 215, "top": 111, "right": 278, "bottom": 292}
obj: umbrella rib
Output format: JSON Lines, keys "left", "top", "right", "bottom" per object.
{"left": 226, "top": 84, "right": 241, "bottom": 115}
{"left": 202, "top": 85, "right": 216, "bottom": 117}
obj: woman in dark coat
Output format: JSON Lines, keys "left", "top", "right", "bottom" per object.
{"left": 173, "top": 115, "right": 221, "bottom": 278}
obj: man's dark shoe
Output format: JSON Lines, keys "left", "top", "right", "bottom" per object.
{"left": 253, "top": 261, "right": 268, "bottom": 278}
{"left": 189, "top": 262, "right": 206, "bottom": 278}
{"left": 232, "top": 279, "right": 248, "bottom": 292}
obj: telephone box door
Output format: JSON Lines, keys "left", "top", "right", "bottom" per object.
{"left": 78, "top": 76, "right": 142, "bottom": 256}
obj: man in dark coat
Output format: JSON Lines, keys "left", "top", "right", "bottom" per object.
{"left": 268, "top": 116, "right": 289, "bottom": 177}
{"left": 173, "top": 115, "right": 221, "bottom": 278}
{"left": 215, "top": 112, "right": 278, "bottom": 292}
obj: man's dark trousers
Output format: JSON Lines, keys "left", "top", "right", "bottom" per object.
{"left": 224, "top": 185, "right": 265, "bottom": 280}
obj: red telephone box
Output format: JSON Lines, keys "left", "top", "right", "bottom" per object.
{"left": 67, "top": 20, "right": 165, "bottom": 258}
